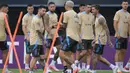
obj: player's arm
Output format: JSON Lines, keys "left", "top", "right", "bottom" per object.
{"left": 43, "top": 14, "right": 51, "bottom": 34}
{"left": 79, "top": 14, "right": 82, "bottom": 39}
{"left": 53, "top": 14, "right": 58, "bottom": 28}
{"left": 5, "top": 14, "right": 9, "bottom": 29}
{"left": 113, "top": 12, "right": 120, "bottom": 36}
{"left": 93, "top": 16, "right": 96, "bottom": 37}
{"left": 99, "top": 17, "right": 113, "bottom": 47}
{"left": 22, "top": 16, "right": 30, "bottom": 40}
{"left": 62, "top": 13, "right": 68, "bottom": 31}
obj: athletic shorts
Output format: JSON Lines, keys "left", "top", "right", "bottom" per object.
{"left": 61, "top": 36, "right": 78, "bottom": 53}
{"left": 94, "top": 44, "right": 105, "bottom": 55}
{"left": 115, "top": 37, "right": 128, "bottom": 50}
{"left": 0, "top": 41, "right": 8, "bottom": 51}
{"left": 30, "top": 45, "right": 44, "bottom": 57}
{"left": 82, "top": 39, "right": 93, "bottom": 50}
{"left": 46, "top": 37, "right": 61, "bottom": 48}
{"left": 25, "top": 39, "right": 31, "bottom": 54}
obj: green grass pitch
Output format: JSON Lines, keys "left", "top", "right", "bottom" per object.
{"left": 0, "top": 69, "right": 128, "bottom": 73}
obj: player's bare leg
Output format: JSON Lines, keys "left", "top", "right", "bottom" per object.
{"left": 120, "top": 49, "right": 126, "bottom": 70}
{"left": 75, "top": 50, "right": 87, "bottom": 65}
{"left": 49, "top": 45, "right": 61, "bottom": 71}
{"left": 29, "top": 57, "right": 37, "bottom": 73}
{"left": 2, "top": 49, "right": 13, "bottom": 73}
{"left": 115, "top": 49, "right": 128, "bottom": 72}
{"left": 92, "top": 54, "right": 117, "bottom": 73}
{"left": 44, "top": 48, "right": 52, "bottom": 72}
{"left": 76, "top": 50, "right": 81, "bottom": 70}
{"left": 85, "top": 49, "right": 92, "bottom": 72}
{"left": 60, "top": 50, "right": 79, "bottom": 73}
{"left": 25, "top": 54, "right": 30, "bottom": 70}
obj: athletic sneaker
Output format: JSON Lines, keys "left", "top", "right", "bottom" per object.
{"left": 33, "top": 65, "right": 38, "bottom": 71}
{"left": 79, "top": 69, "right": 83, "bottom": 72}
{"left": 29, "top": 71, "right": 34, "bottom": 73}
{"left": 5, "top": 71, "right": 13, "bottom": 73}
{"left": 73, "top": 68, "right": 79, "bottom": 73}
{"left": 49, "top": 65, "right": 59, "bottom": 71}
{"left": 62, "top": 70, "right": 68, "bottom": 73}
{"left": 124, "top": 67, "right": 130, "bottom": 72}
{"left": 46, "top": 67, "right": 52, "bottom": 73}
{"left": 124, "top": 67, "right": 129, "bottom": 70}
{"left": 91, "top": 70, "right": 96, "bottom": 73}
{"left": 117, "top": 68, "right": 122, "bottom": 73}
{"left": 25, "top": 67, "right": 30, "bottom": 72}
{"left": 85, "top": 69, "right": 92, "bottom": 73}
{"left": 121, "top": 68, "right": 129, "bottom": 72}
{"left": 112, "top": 66, "right": 118, "bottom": 73}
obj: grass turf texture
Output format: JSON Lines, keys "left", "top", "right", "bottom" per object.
{"left": 0, "top": 69, "right": 128, "bottom": 73}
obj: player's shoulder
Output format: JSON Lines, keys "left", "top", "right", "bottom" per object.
{"left": 65, "top": 10, "right": 76, "bottom": 14}
{"left": 116, "top": 9, "right": 129, "bottom": 14}
{"left": 53, "top": 12, "right": 58, "bottom": 16}
{"left": 79, "top": 11, "right": 85, "bottom": 15}
{"left": 32, "top": 15, "right": 39, "bottom": 21}
{"left": 44, "top": 13, "right": 49, "bottom": 18}
{"left": 0, "top": 12, "right": 5, "bottom": 16}
{"left": 98, "top": 14, "right": 105, "bottom": 19}
{"left": 23, "top": 13, "right": 29, "bottom": 17}
{"left": 23, "top": 13, "right": 29, "bottom": 19}
{"left": 24, "top": 13, "right": 35, "bottom": 17}
{"left": 46, "top": 11, "right": 51, "bottom": 15}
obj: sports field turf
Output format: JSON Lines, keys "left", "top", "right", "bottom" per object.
{"left": 0, "top": 69, "right": 128, "bottom": 73}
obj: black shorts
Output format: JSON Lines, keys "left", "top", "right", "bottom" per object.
{"left": 46, "top": 37, "right": 61, "bottom": 48}
{"left": 115, "top": 37, "right": 128, "bottom": 50}
{"left": 30, "top": 45, "right": 44, "bottom": 57}
{"left": 0, "top": 41, "right": 8, "bottom": 51}
{"left": 94, "top": 44, "right": 105, "bottom": 55}
{"left": 61, "top": 36, "right": 78, "bottom": 53}
{"left": 82, "top": 39, "right": 93, "bottom": 50}
{"left": 25, "top": 39, "right": 31, "bottom": 54}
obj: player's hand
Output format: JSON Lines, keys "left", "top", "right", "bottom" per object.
{"left": 78, "top": 39, "right": 82, "bottom": 44}
{"left": 108, "top": 41, "right": 114, "bottom": 48}
{"left": 116, "top": 32, "right": 120, "bottom": 39}
{"left": 26, "top": 36, "right": 30, "bottom": 41}
{"left": 49, "top": 32, "right": 54, "bottom": 38}
{"left": 92, "top": 39, "right": 96, "bottom": 47}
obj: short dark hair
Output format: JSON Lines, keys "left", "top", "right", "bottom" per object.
{"left": 27, "top": 4, "right": 33, "bottom": 7}
{"left": 79, "top": 4, "right": 85, "bottom": 7}
{"left": 38, "top": 5, "right": 46, "bottom": 10}
{"left": 48, "top": 2, "right": 55, "bottom": 6}
{"left": 122, "top": 0, "right": 128, "bottom": 3}
{"left": 0, "top": 4, "right": 8, "bottom": 9}
{"left": 92, "top": 4, "right": 100, "bottom": 10}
